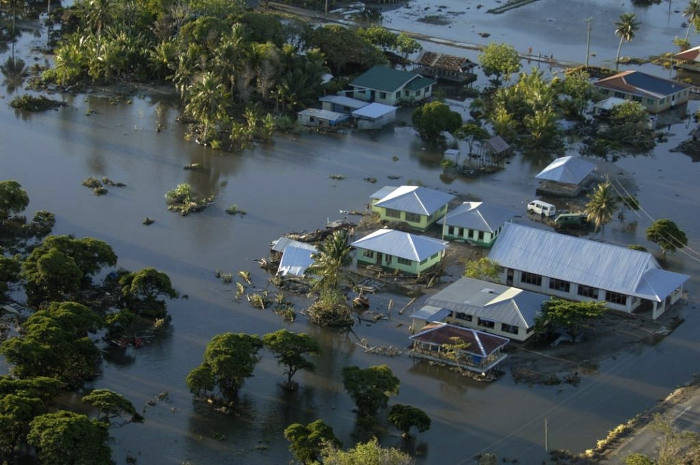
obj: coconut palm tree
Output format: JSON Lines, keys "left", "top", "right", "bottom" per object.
{"left": 184, "top": 72, "right": 229, "bottom": 142}
{"left": 307, "top": 230, "right": 352, "bottom": 293}
{"left": 614, "top": 13, "right": 640, "bottom": 70}
{"left": 585, "top": 181, "right": 619, "bottom": 232}
{"left": 684, "top": 0, "right": 700, "bottom": 39}
{"left": 83, "top": 0, "right": 112, "bottom": 36}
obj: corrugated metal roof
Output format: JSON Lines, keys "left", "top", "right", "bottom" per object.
{"left": 374, "top": 185, "right": 455, "bottom": 215}
{"left": 416, "top": 52, "right": 475, "bottom": 71}
{"left": 277, "top": 245, "right": 317, "bottom": 277}
{"left": 370, "top": 185, "right": 398, "bottom": 200}
{"left": 535, "top": 156, "right": 595, "bottom": 185}
{"left": 350, "top": 66, "right": 421, "bottom": 92}
{"left": 409, "top": 322, "right": 509, "bottom": 356}
{"left": 271, "top": 237, "right": 318, "bottom": 253}
{"left": 404, "top": 76, "right": 435, "bottom": 91}
{"left": 297, "top": 108, "right": 348, "bottom": 122}
{"left": 484, "top": 135, "right": 510, "bottom": 154}
{"left": 425, "top": 277, "right": 546, "bottom": 328}
{"left": 594, "top": 97, "right": 628, "bottom": 111}
{"left": 488, "top": 223, "right": 688, "bottom": 301}
{"left": 409, "top": 305, "right": 451, "bottom": 322}
{"left": 675, "top": 45, "right": 700, "bottom": 62}
{"left": 351, "top": 228, "right": 447, "bottom": 261}
{"left": 438, "top": 201, "right": 515, "bottom": 232}
{"left": 594, "top": 70, "right": 692, "bottom": 99}
{"left": 319, "top": 95, "right": 369, "bottom": 110}
{"left": 352, "top": 102, "right": 398, "bottom": 119}
{"left": 635, "top": 268, "right": 690, "bottom": 302}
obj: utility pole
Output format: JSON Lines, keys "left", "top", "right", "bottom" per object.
{"left": 325, "top": 0, "right": 328, "bottom": 15}
{"left": 544, "top": 417, "right": 549, "bottom": 453}
{"left": 585, "top": 17, "right": 593, "bottom": 68}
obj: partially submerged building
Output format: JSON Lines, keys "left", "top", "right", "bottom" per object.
{"left": 409, "top": 322, "right": 509, "bottom": 373}
{"left": 674, "top": 45, "right": 700, "bottom": 73}
{"left": 414, "top": 51, "right": 476, "bottom": 83}
{"left": 297, "top": 108, "right": 348, "bottom": 127}
{"left": 594, "top": 70, "right": 692, "bottom": 114}
{"left": 271, "top": 237, "right": 318, "bottom": 278}
{"left": 488, "top": 223, "right": 689, "bottom": 318}
{"left": 438, "top": 201, "right": 515, "bottom": 247}
{"left": 351, "top": 228, "right": 448, "bottom": 275}
{"left": 412, "top": 277, "right": 548, "bottom": 341}
{"left": 319, "top": 95, "right": 369, "bottom": 114}
{"left": 352, "top": 102, "right": 398, "bottom": 129}
{"left": 349, "top": 65, "right": 435, "bottom": 105}
{"left": 535, "top": 156, "right": 597, "bottom": 197}
{"left": 369, "top": 185, "right": 455, "bottom": 230}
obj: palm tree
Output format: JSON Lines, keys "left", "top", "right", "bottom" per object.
{"left": 307, "top": 230, "right": 352, "bottom": 293}
{"left": 83, "top": 0, "right": 112, "bottom": 36}
{"left": 184, "top": 72, "right": 229, "bottom": 142}
{"left": 684, "top": 0, "right": 700, "bottom": 39}
{"left": 1, "top": 55, "right": 27, "bottom": 94}
{"left": 615, "top": 13, "right": 640, "bottom": 70}
{"left": 585, "top": 181, "right": 619, "bottom": 232}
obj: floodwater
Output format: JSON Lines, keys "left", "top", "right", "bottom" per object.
{"left": 1, "top": 9, "right": 700, "bottom": 465}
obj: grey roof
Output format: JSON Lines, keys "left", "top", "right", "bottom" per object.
{"left": 488, "top": 223, "right": 689, "bottom": 302}
{"left": 277, "top": 245, "right": 317, "bottom": 277}
{"left": 425, "top": 277, "right": 547, "bottom": 328}
{"left": 535, "top": 156, "right": 596, "bottom": 185}
{"left": 484, "top": 135, "right": 510, "bottom": 154}
{"left": 297, "top": 108, "right": 348, "bottom": 122}
{"left": 271, "top": 237, "right": 318, "bottom": 253}
{"left": 319, "top": 95, "right": 369, "bottom": 110}
{"left": 594, "top": 97, "right": 628, "bottom": 111}
{"left": 438, "top": 201, "right": 515, "bottom": 233}
{"left": 352, "top": 102, "right": 398, "bottom": 120}
{"left": 374, "top": 185, "right": 455, "bottom": 216}
{"left": 350, "top": 65, "right": 422, "bottom": 93}
{"left": 351, "top": 228, "right": 448, "bottom": 262}
{"left": 409, "top": 305, "right": 451, "bottom": 322}
{"left": 370, "top": 185, "right": 398, "bottom": 200}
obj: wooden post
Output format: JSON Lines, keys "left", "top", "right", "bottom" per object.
{"left": 585, "top": 17, "right": 593, "bottom": 68}
{"left": 544, "top": 417, "right": 549, "bottom": 452}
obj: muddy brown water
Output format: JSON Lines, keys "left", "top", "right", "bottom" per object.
{"left": 1, "top": 17, "right": 700, "bottom": 465}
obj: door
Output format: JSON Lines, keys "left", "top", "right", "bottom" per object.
{"left": 370, "top": 90, "right": 376, "bottom": 101}
{"left": 376, "top": 252, "right": 383, "bottom": 265}
{"left": 506, "top": 269, "right": 514, "bottom": 285}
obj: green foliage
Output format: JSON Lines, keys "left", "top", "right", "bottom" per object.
{"left": 463, "top": 257, "right": 501, "bottom": 281}
{"left": 625, "top": 453, "right": 654, "bottom": 465}
{"left": 387, "top": 404, "right": 431, "bottom": 437}
{"left": 262, "top": 330, "right": 319, "bottom": 388}
{"left": 321, "top": 438, "right": 414, "bottom": 465}
{"left": 0, "top": 302, "right": 102, "bottom": 386}
{"left": 593, "top": 101, "right": 654, "bottom": 154}
{"left": 119, "top": 267, "right": 177, "bottom": 320}
{"left": 538, "top": 298, "right": 606, "bottom": 339}
{"left": 457, "top": 123, "right": 490, "bottom": 154}
{"left": 10, "top": 95, "right": 64, "bottom": 112}
{"left": 0, "top": 254, "right": 20, "bottom": 301}
{"left": 105, "top": 308, "right": 137, "bottom": 340}
{"left": 585, "top": 181, "right": 619, "bottom": 232}
{"left": 284, "top": 419, "right": 341, "bottom": 465}
{"left": 479, "top": 42, "right": 521, "bottom": 85}
{"left": 412, "top": 101, "right": 462, "bottom": 142}
{"left": 342, "top": 365, "right": 400, "bottom": 418}
{"left": 306, "top": 25, "right": 386, "bottom": 74}
{"left": 615, "top": 13, "right": 640, "bottom": 68}
{"left": 358, "top": 27, "right": 421, "bottom": 59}
{"left": 0, "top": 180, "right": 29, "bottom": 222}
{"left": 628, "top": 244, "right": 648, "bottom": 252}
{"left": 27, "top": 410, "right": 111, "bottom": 465}
{"left": 186, "top": 333, "right": 263, "bottom": 402}
{"left": 556, "top": 70, "right": 592, "bottom": 118}
{"left": 308, "top": 230, "right": 352, "bottom": 293}
{"left": 683, "top": 0, "right": 700, "bottom": 39}
{"left": 82, "top": 389, "right": 140, "bottom": 423}
{"left": 646, "top": 219, "right": 688, "bottom": 256}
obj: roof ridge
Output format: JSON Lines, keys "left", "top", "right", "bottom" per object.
{"left": 412, "top": 190, "right": 429, "bottom": 215}
{"left": 407, "top": 233, "right": 420, "bottom": 261}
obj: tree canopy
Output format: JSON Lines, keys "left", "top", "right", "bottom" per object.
{"left": 646, "top": 219, "right": 688, "bottom": 256}
{"left": 388, "top": 404, "right": 431, "bottom": 438}
{"left": 322, "top": 438, "right": 414, "bottom": 465}
{"left": 478, "top": 43, "right": 521, "bottom": 84}
{"left": 119, "top": 267, "right": 177, "bottom": 319}
{"left": 262, "top": 329, "right": 319, "bottom": 389}
{"left": 82, "top": 389, "right": 140, "bottom": 423}
{"left": 412, "top": 101, "right": 462, "bottom": 142}
{"left": 585, "top": 181, "right": 619, "bottom": 232}
{"left": 538, "top": 298, "right": 606, "bottom": 339}
{"left": 284, "top": 419, "right": 341, "bottom": 465}
{"left": 463, "top": 257, "right": 501, "bottom": 281}
{"left": 0, "top": 180, "right": 29, "bottom": 222}
{"left": 342, "top": 365, "right": 400, "bottom": 418}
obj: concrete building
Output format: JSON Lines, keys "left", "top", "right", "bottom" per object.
{"left": 352, "top": 102, "right": 398, "bottom": 129}
{"left": 349, "top": 65, "right": 435, "bottom": 105}
{"left": 351, "top": 228, "right": 448, "bottom": 276}
{"left": 369, "top": 185, "right": 455, "bottom": 231}
{"left": 594, "top": 71, "right": 693, "bottom": 114}
{"left": 319, "top": 95, "right": 369, "bottom": 114}
{"left": 535, "top": 156, "right": 597, "bottom": 197}
{"left": 297, "top": 108, "right": 348, "bottom": 127}
{"left": 438, "top": 201, "right": 515, "bottom": 247}
{"left": 488, "top": 223, "right": 689, "bottom": 319}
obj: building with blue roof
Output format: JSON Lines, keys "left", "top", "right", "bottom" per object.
{"left": 437, "top": 201, "right": 515, "bottom": 247}
{"left": 351, "top": 228, "right": 448, "bottom": 276}
{"left": 594, "top": 70, "right": 693, "bottom": 114}
{"left": 369, "top": 185, "right": 455, "bottom": 231}
{"left": 488, "top": 223, "right": 689, "bottom": 318}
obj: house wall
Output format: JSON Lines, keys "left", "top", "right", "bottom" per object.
{"left": 596, "top": 87, "right": 691, "bottom": 114}
{"left": 351, "top": 85, "right": 432, "bottom": 105}
{"left": 356, "top": 111, "right": 397, "bottom": 130}
{"left": 370, "top": 204, "right": 448, "bottom": 230}
{"left": 321, "top": 102, "right": 356, "bottom": 114}
{"left": 356, "top": 248, "right": 444, "bottom": 275}
{"left": 443, "top": 224, "right": 503, "bottom": 247}
{"left": 498, "top": 267, "right": 639, "bottom": 312}
{"left": 297, "top": 113, "right": 342, "bottom": 127}
{"left": 445, "top": 312, "right": 531, "bottom": 342}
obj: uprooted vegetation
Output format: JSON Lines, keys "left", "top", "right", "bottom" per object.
{"left": 10, "top": 94, "right": 65, "bottom": 112}
{"left": 164, "top": 183, "right": 214, "bottom": 216}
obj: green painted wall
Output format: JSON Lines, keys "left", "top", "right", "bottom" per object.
{"left": 442, "top": 225, "right": 501, "bottom": 247}
{"left": 356, "top": 248, "right": 444, "bottom": 275}
{"left": 370, "top": 203, "right": 448, "bottom": 231}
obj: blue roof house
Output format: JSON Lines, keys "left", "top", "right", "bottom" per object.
{"left": 351, "top": 228, "right": 448, "bottom": 276}
{"left": 488, "top": 223, "right": 689, "bottom": 319}
{"left": 437, "top": 201, "right": 515, "bottom": 247}
{"left": 535, "top": 156, "right": 597, "bottom": 197}
{"left": 369, "top": 185, "right": 455, "bottom": 231}
{"left": 594, "top": 70, "right": 693, "bottom": 114}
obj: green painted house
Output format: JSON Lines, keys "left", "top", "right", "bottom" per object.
{"left": 438, "top": 201, "right": 515, "bottom": 247}
{"left": 349, "top": 66, "right": 435, "bottom": 106}
{"left": 351, "top": 228, "right": 448, "bottom": 276}
{"left": 370, "top": 185, "right": 455, "bottom": 231}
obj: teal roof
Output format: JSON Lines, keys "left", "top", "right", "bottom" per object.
{"left": 350, "top": 66, "right": 423, "bottom": 93}
{"left": 405, "top": 76, "right": 435, "bottom": 91}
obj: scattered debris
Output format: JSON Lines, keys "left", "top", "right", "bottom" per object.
{"left": 215, "top": 270, "right": 233, "bottom": 283}
{"left": 183, "top": 163, "right": 202, "bottom": 170}
{"left": 101, "top": 177, "right": 126, "bottom": 187}
{"left": 10, "top": 94, "right": 65, "bottom": 112}
{"left": 225, "top": 204, "right": 246, "bottom": 216}
{"left": 329, "top": 174, "right": 345, "bottom": 180}
{"left": 142, "top": 217, "right": 154, "bottom": 225}
{"left": 357, "top": 338, "right": 402, "bottom": 356}
{"left": 238, "top": 271, "right": 252, "bottom": 285}
{"left": 363, "top": 177, "right": 377, "bottom": 183}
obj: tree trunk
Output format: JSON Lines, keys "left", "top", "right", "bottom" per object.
{"left": 685, "top": 22, "right": 692, "bottom": 41}
{"left": 615, "top": 37, "right": 624, "bottom": 71}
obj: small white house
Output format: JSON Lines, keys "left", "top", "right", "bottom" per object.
{"left": 297, "top": 108, "right": 349, "bottom": 127}
{"left": 352, "top": 103, "right": 398, "bottom": 129}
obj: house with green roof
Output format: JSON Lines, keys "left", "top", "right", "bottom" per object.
{"left": 349, "top": 66, "right": 435, "bottom": 105}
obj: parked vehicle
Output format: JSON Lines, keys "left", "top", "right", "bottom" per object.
{"left": 554, "top": 212, "right": 589, "bottom": 227}
{"left": 527, "top": 200, "right": 556, "bottom": 217}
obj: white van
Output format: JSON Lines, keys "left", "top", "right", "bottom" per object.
{"left": 527, "top": 200, "right": 556, "bottom": 217}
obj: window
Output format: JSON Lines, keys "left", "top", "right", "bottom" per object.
{"left": 647, "top": 98, "right": 655, "bottom": 104}
{"left": 397, "top": 257, "right": 412, "bottom": 266}
{"left": 520, "top": 272, "right": 542, "bottom": 286}
{"left": 605, "top": 290, "right": 627, "bottom": 305}
{"left": 478, "top": 231, "right": 484, "bottom": 240}
{"left": 405, "top": 212, "right": 421, "bottom": 223}
{"left": 614, "top": 92, "right": 625, "bottom": 98}
{"left": 363, "top": 250, "right": 374, "bottom": 258}
{"left": 632, "top": 96, "right": 642, "bottom": 102}
{"left": 549, "top": 278, "right": 571, "bottom": 293}
{"left": 478, "top": 318, "right": 495, "bottom": 329}
{"left": 448, "top": 225, "right": 455, "bottom": 235}
{"left": 455, "top": 312, "right": 472, "bottom": 322}
{"left": 385, "top": 208, "right": 401, "bottom": 218}
{"left": 379, "top": 92, "right": 387, "bottom": 99}
{"left": 577, "top": 284, "right": 598, "bottom": 298}
{"left": 501, "top": 323, "right": 519, "bottom": 335}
